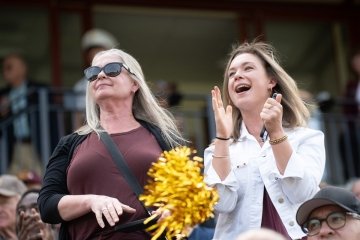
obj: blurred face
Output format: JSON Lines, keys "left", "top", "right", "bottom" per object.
{"left": 16, "top": 192, "right": 38, "bottom": 216}
{"left": 227, "top": 53, "right": 276, "bottom": 112}
{"left": 16, "top": 192, "right": 57, "bottom": 240}
{"left": 351, "top": 54, "right": 360, "bottom": 76}
{"left": 16, "top": 192, "right": 39, "bottom": 235}
{"left": 352, "top": 180, "right": 360, "bottom": 200}
{"left": 2, "top": 56, "right": 27, "bottom": 87}
{"left": 0, "top": 195, "right": 18, "bottom": 230}
{"left": 90, "top": 54, "right": 139, "bottom": 105}
{"left": 307, "top": 205, "right": 360, "bottom": 240}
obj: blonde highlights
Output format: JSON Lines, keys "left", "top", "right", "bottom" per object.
{"left": 77, "top": 49, "right": 184, "bottom": 148}
{"left": 222, "top": 41, "right": 310, "bottom": 140}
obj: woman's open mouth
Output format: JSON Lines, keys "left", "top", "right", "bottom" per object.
{"left": 235, "top": 84, "right": 251, "bottom": 93}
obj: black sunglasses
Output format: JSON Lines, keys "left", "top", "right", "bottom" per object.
{"left": 84, "top": 62, "right": 132, "bottom": 82}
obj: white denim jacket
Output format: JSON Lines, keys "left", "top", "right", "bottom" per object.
{"left": 204, "top": 124, "right": 325, "bottom": 240}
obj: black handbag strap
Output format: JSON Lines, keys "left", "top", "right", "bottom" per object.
{"left": 96, "top": 131, "right": 169, "bottom": 240}
{"left": 99, "top": 131, "right": 150, "bottom": 214}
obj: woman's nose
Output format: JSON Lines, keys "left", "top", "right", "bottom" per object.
{"left": 233, "top": 70, "right": 243, "bottom": 80}
{"left": 97, "top": 70, "right": 106, "bottom": 79}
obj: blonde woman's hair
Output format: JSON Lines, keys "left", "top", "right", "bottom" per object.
{"left": 77, "top": 48, "right": 185, "bottom": 148}
{"left": 222, "top": 41, "right": 310, "bottom": 140}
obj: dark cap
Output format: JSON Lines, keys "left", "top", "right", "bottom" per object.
{"left": 17, "top": 170, "right": 42, "bottom": 186}
{"left": 296, "top": 186, "right": 360, "bottom": 225}
{"left": 0, "top": 174, "right": 27, "bottom": 197}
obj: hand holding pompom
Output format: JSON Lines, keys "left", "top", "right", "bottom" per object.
{"left": 140, "top": 146, "right": 218, "bottom": 240}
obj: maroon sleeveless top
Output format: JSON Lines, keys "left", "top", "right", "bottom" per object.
{"left": 66, "top": 126, "right": 162, "bottom": 240}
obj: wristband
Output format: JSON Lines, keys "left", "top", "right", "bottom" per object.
{"left": 216, "top": 136, "right": 230, "bottom": 141}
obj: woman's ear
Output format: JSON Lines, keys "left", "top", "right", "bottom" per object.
{"left": 132, "top": 81, "right": 139, "bottom": 93}
{"left": 268, "top": 78, "right": 277, "bottom": 90}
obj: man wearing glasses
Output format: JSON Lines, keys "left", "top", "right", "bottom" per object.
{"left": 296, "top": 186, "right": 360, "bottom": 239}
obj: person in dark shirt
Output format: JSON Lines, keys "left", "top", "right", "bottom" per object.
{"left": 38, "top": 48, "right": 185, "bottom": 240}
{"left": 0, "top": 53, "right": 51, "bottom": 175}
{"left": 340, "top": 49, "right": 360, "bottom": 178}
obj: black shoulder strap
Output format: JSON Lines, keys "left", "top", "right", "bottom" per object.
{"left": 99, "top": 131, "right": 149, "bottom": 212}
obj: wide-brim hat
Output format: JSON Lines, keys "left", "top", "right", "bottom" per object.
{"left": 0, "top": 174, "right": 27, "bottom": 197}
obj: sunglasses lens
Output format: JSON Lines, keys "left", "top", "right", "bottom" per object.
{"left": 84, "top": 63, "right": 123, "bottom": 81}
{"left": 85, "top": 67, "right": 101, "bottom": 82}
{"left": 104, "top": 63, "right": 122, "bottom": 77}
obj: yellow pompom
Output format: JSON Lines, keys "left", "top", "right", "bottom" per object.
{"left": 139, "top": 146, "right": 218, "bottom": 240}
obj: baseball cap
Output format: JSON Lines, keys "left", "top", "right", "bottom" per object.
{"left": 0, "top": 174, "right": 27, "bottom": 197}
{"left": 17, "top": 170, "right": 42, "bottom": 186}
{"left": 81, "top": 29, "right": 118, "bottom": 51}
{"left": 296, "top": 186, "right": 360, "bottom": 225}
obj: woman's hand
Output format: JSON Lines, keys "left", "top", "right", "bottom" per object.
{"left": 89, "top": 195, "right": 136, "bottom": 228}
{"left": 211, "top": 86, "right": 233, "bottom": 139}
{"left": 152, "top": 208, "right": 171, "bottom": 223}
{"left": 260, "top": 93, "right": 284, "bottom": 138}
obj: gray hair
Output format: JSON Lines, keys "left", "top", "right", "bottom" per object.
{"left": 77, "top": 48, "right": 185, "bottom": 148}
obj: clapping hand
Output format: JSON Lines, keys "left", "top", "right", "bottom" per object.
{"left": 211, "top": 86, "right": 233, "bottom": 139}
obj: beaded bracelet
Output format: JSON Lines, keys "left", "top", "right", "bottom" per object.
{"left": 216, "top": 136, "right": 230, "bottom": 140}
{"left": 269, "top": 135, "right": 288, "bottom": 145}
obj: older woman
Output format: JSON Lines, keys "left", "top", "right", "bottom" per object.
{"left": 204, "top": 41, "right": 326, "bottom": 240}
{"left": 38, "top": 49, "right": 184, "bottom": 239}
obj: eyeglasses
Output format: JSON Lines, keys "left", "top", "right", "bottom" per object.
{"left": 84, "top": 62, "right": 133, "bottom": 82}
{"left": 302, "top": 211, "right": 360, "bottom": 236}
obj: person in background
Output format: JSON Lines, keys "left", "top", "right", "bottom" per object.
{"left": 38, "top": 48, "right": 185, "bottom": 239}
{"left": 1, "top": 53, "right": 45, "bottom": 174}
{"left": 298, "top": 89, "right": 323, "bottom": 131}
{"left": 70, "top": 28, "right": 118, "bottom": 129}
{"left": 345, "top": 178, "right": 360, "bottom": 200}
{"left": 16, "top": 189, "right": 57, "bottom": 240}
{"left": 154, "top": 80, "right": 183, "bottom": 108}
{"left": 340, "top": 48, "right": 360, "bottom": 178}
{"left": 204, "top": 41, "right": 326, "bottom": 240}
{"left": 296, "top": 186, "right": 360, "bottom": 240}
{"left": 236, "top": 228, "right": 286, "bottom": 240}
{"left": 16, "top": 170, "right": 42, "bottom": 190}
{"left": 343, "top": 48, "right": 360, "bottom": 117}
{"left": 0, "top": 174, "right": 27, "bottom": 240}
